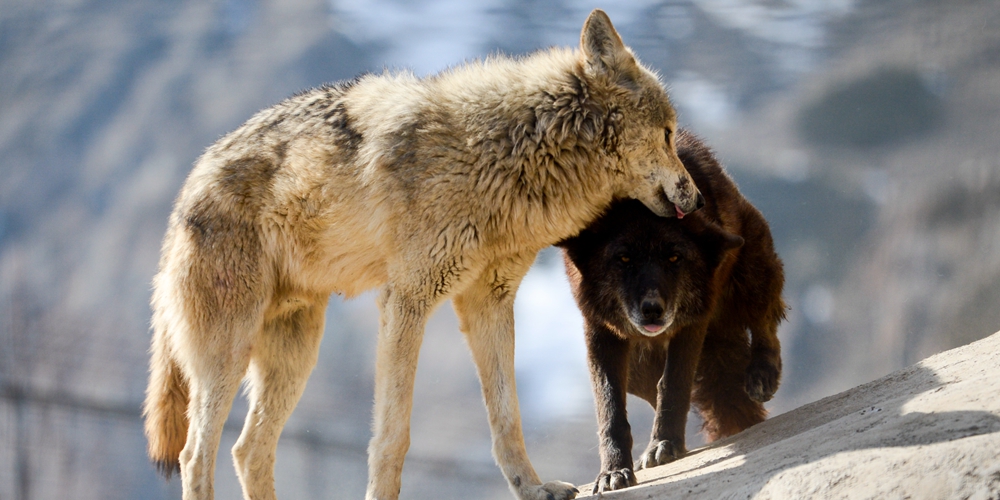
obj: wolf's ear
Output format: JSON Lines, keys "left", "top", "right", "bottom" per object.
{"left": 556, "top": 230, "right": 594, "bottom": 272}
{"left": 580, "top": 9, "right": 639, "bottom": 83}
{"left": 687, "top": 216, "right": 744, "bottom": 253}
{"left": 716, "top": 230, "right": 745, "bottom": 252}
{"left": 556, "top": 227, "right": 594, "bottom": 252}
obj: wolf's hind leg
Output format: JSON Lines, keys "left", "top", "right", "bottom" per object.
{"left": 178, "top": 325, "right": 255, "bottom": 500}
{"left": 232, "top": 299, "right": 328, "bottom": 500}
{"left": 453, "top": 257, "right": 578, "bottom": 500}
{"left": 693, "top": 329, "right": 766, "bottom": 441}
{"left": 746, "top": 317, "right": 782, "bottom": 403}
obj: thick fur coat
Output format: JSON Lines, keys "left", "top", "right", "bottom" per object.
{"left": 142, "top": 10, "right": 702, "bottom": 500}
{"left": 560, "top": 131, "right": 785, "bottom": 493}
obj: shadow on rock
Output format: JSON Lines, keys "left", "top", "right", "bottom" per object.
{"left": 580, "top": 358, "right": 1000, "bottom": 498}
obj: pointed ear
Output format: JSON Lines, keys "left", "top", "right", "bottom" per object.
{"left": 580, "top": 9, "right": 639, "bottom": 83}
{"left": 556, "top": 228, "right": 598, "bottom": 272}
{"left": 556, "top": 227, "right": 595, "bottom": 251}
{"left": 717, "top": 230, "right": 745, "bottom": 251}
{"left": 686, "top": 216, "right": 744, "bottom": 253}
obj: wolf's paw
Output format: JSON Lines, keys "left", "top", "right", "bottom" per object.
{"left": 592, "top": 468, "right": 637, "bottom": 494}
{"left": 636, "top": 439, "right": 684, "bottom": 470}
{"left": 522, "top": 480, "right": 578, "bottom": 500}
{"left": 745, "top": 355, "right": 781, "bottom": 402}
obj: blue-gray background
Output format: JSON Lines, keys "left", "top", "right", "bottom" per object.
{"left": 2, "top": 0, "right": 998, "bottom": 498}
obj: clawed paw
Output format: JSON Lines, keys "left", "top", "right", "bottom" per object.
{"left": 636, "top": 439, "right": 683, "bottom": 470}
{"left": 592, "top": 468, "right": 637, "bottom": 494}
{"left": 523, "top": 480, "right": 578, "bottom": 500}
{"left": 745, "top": 356, "right": 781, "bottom": 403}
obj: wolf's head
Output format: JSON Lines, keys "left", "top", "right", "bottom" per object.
{"left": 579, "top": 10, "right": 703, "bottom": 218}
{"left": 562, "top": 200, "right": 743, "bottom": 339}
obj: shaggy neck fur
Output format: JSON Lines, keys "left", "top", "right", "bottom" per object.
{"left": 344, "top": 48, "right": 629, "bottom": 252}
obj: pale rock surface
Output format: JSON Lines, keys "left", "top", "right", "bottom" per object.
{"left": 580, "top": 330, "right": 1000, "bottom": 499}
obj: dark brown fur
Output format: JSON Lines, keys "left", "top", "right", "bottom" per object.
{"left": 559, "top": 131, "right": 786, "bottom": 493}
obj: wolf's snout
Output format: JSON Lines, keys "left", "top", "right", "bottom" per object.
{"left": 675, "top": 189, "right": 703, "bottom": 215}
{"left": 657, "top": 176, "right": 705, "bottom": 218}
{"left": 640, "top": 294, "right": 665, "bottom": 324}
{"left": 674, "top": 191, "right": 706, "bottom": 219}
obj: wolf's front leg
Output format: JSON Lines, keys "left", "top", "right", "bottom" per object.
{"left": 366, "top": 284, "right": 433, "bottom": 500}
{"left": 585, "top": 325, "right": 637, "bottom": 493}
{"left": 453, "top": 262, "right": 578, "bottom": 500}
{"left": 638, "top": 324, "right": 707, "bottom": 470}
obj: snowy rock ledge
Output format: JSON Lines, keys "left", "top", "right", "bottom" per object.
{"left": 580, "top": 330, "right": 1000, "bottom": 499}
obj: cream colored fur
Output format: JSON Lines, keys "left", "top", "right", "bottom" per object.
{"left": 142, "top": 10, "right": 700, "bottom": 500}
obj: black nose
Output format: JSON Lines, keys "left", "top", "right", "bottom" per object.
{"left": 695, "top": 192, "right": 706, "bottom": 210}
{"left": 640, "top": 296, "right": 665, "bottom": 321}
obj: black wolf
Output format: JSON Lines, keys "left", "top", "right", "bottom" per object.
{"left": 560, "top": 131, "right": 785, "bottom": 493}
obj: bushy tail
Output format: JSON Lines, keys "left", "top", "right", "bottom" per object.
{"left": 142, "top": 326, "right": 189, "bottom": 479}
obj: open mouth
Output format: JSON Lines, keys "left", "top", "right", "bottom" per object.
{"left": 637, "top": 321, "right": 668, "bottom": 337}
{"left": 653, "top": 189, "right": 681, "bottom": 218}
{"left": 660, "top": 189, "right": 706, "bottom": 219}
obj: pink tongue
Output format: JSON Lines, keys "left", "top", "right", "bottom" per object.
{"left": 675, "top": 205, "right": 686, "bottom": 219}
{"left": 644, "top": 324, "right": 661, "bottom": 333}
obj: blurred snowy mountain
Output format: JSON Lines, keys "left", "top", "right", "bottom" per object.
{"left": 1, "top": 0, "right": 998, "bottom": 499}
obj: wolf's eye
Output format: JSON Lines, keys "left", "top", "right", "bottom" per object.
{"left": 620, "top": 256, "right": 630, "bottom": 263}
{"left": 668, "top": 254, "right": 679, "bottom": 263}
{"left": 664, "top": 128, "right": 673, "bottom": 143}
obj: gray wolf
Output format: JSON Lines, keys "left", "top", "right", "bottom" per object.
{"left": 559, "top": 131, "right": 784, "bottom": 493}
{"left": 142, "top": 9, "right": 703, "bottom": 500}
